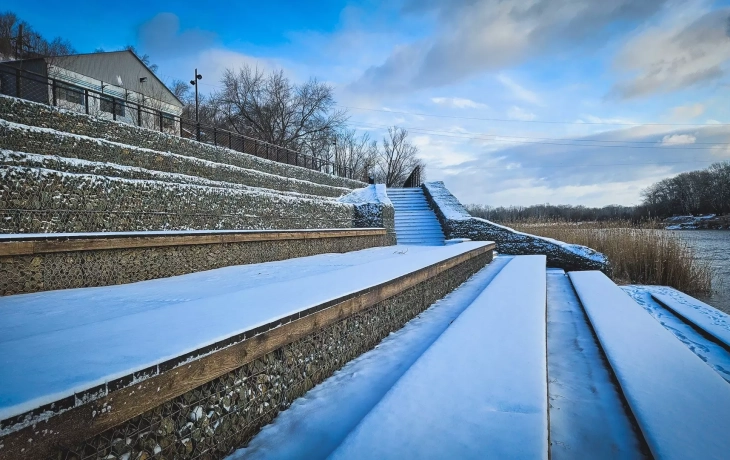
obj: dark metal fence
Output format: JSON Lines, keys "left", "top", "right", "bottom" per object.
{"left": 0, "top": 64, "right": 353, "bottom": 178}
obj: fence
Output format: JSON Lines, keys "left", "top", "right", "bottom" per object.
{"left": 0, "top": 64, "right": 355, "bottom": 179}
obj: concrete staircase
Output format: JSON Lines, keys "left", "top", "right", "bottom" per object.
{"left": 388, "top": 188, "right": 445, "bottom": 246}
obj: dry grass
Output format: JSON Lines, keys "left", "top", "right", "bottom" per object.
{"left": 504, "top": 220, "right": 714, "bottom": 295}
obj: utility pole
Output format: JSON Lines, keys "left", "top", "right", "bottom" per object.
{"left": 190, "top": 69, "right": 202, "bottom": 141}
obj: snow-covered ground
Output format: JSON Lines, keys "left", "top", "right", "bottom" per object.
{"left": 0, "top": 243, "right": 489, "bottom": 423}
{"left": 571, "top": 272, "right": 730, "bottom": 460}
{"left": 650, "top": 287, "right": 730, "bottom": 348}
{"left": 622, "top": 286, "right": 730, "bottom": 383}
{"left": 665, "top": 214, "right": 717, "bottom": 230}
{"left": 228, "top": 257, "right": 513, "bottom": 459}
{"left": 546, "top": 270, "right": 647, "bottom": 460}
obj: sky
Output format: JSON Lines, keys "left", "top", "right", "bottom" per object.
{"left": 7, "top": 0, "right": 730, "bottom": 207}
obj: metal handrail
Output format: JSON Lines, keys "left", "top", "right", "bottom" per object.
{"left": 0, "top": 64, "right": 356, "bottom": 179}
{"left": 402, "top": 165, "right": 422, "bottom": 188}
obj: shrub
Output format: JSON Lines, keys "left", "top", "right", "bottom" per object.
{"left": 505, "top": 220, "right": 713, "bottom": 295}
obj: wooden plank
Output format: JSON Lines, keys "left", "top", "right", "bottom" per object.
{"left": 570, "top": 271, "right": 730, "bottom": 460}
{"left": 0, "top": 229, "right": 387, "bottom": 256}
{"left": 0, "top": 243, "right": 493, "bottom": 459}
{"left": 329, "top": 255, "right": 548, "bottom": 459}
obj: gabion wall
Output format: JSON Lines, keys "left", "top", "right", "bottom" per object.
{"left": 53, "top": 250, "right": 492, "bottom": 460}
{"left": 0, "top": 166, "right": 356, "bottom": 234}
{"left": 0, "top": 125, "right": 351, "bottom": 198}
{"left": 0, "top": 234, "right": 389, "bottom": 296}
{"left": 0, "top": 96, "right": 364, "bottom": 190}
{"left": 422, "top": 182, "right": 609, "bottom": 272}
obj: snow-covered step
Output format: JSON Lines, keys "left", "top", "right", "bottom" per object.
{"left": 569, "top": 271, "right": 730, "bottom": 460}
{"left": 650, "top": 290, "right": 730, "bottom": 349}
{"left": 0, "top": 243, "right": 492, "bottom": 428}
{"left": 387, "top": 187, "right": 445, "bottom": 246}
{"left": 329, "top": 255, "right": 548, "bottom": 459}
{"left": 547, "top": 270, "right": 647, "bottom": 459}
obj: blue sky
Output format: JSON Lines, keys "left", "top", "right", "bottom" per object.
{"left": 8, "top": 0, "right": 730, "bottom": 206}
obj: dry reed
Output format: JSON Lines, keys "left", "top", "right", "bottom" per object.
{"left": 505, "top": 220, "right": 714, "bottom": 295}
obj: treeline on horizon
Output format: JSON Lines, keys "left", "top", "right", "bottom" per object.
{"left": 467, "top": 161, "right": 730, "bottom": 223}
{"left": 0, "top": 10, "right": 425, "bottom": 186}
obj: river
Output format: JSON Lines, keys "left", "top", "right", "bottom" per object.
{"left": 672, "top": 230, "right": 730, "bottom": 314}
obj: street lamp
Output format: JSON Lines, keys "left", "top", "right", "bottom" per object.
{"left": 190, "top": 69, "right": 202, "bottom": 141}
{"left": 332, "top": 139, "right": 337, "bottom": 176}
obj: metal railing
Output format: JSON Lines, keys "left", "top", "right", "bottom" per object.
{"left": 402, "top": 165, "right": 422, "bottom": 188}
{"left": 0, "top": 64, "right": 354, "bottom": 178}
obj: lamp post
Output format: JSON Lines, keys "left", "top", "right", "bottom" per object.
{"left": 332, "top": 138, "right": 337, "bottom": 176}
{"left": 190, "top": 69, "right": 202, "bottom": 141}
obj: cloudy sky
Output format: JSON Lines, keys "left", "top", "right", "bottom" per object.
{"left": 10, "top": 0, "right": 730, "bottom": 206}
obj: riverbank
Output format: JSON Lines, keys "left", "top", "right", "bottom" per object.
{"left": 664, "top": 215, "right": 730, "bottom": 230}
{"left": 498, "top": 221, "right": 714, "bottom": 298}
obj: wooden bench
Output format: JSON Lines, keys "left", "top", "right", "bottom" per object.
{"left": 330, "top": 255, "right": 548, "bottom": 459}
{"left": 570, "top": 271, "right": 730, "bottom": 460}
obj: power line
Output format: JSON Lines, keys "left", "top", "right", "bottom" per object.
{"left": 347, "top": 121, "right": 730, "bottom": 150}
{"left": 338, "top": 104, "right": 728, "bottom": 127}
{"left": 473, "top": 159, "right": 723, "bottom": 169}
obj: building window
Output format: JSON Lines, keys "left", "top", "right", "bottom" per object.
{"left": 100, "top": 96, "right": 125, "bottom": 117}
{"left": 161, "top": 112, "right": 176, "bottom": 130}
{"left": 57, "top": 82, "right": 84, "bottom": 106}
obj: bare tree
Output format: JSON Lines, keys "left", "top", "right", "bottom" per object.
{"left": 124, "top": 45, "right": 158, "bottom": 73}
{"left": 217, "top": 65, "right": 348, "bottom": 155}
{"left": 375, "top": 127, "right": 423, "bottom": 187}
{"left": 0, "top": 11, "right": 74, "bottom": 60}
{"left": 333, "top": 129, "right": 378, "bottom": 180}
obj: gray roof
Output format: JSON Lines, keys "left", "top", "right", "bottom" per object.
{"left": 50, "top": 51, "right": 182, "bottom": 108}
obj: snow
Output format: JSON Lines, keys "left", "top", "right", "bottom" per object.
{"left": 422, "top": 181, "right": 607, "bottom": 264}
{"left": 650, "top": 288, "right": 730, "bottom": 349}
{"left": 0, "top": 242, "right": 489, "bottom": 424}
{"left": 0, "top": 119, "right": 353, "bottom": 195}
{"left": 1, "top": 96, "right": 363, "bottom": 189}
{"left": 228, "top": 256, "right": 514, "bottom": 460}
{"left": 389, "top": 188, "right": 445, "bottom": 246}
{"left": 422, "top": 181, "right": 472, "bottom": 221}
{"left": 329, "top": 255, "right": 548, "bottom": 460}
{"left": 0, "top": 228, "right": 380, "bottom": 242}
{"left": 665, "top": 215, "right": 718, "bottom": 230}
{"left": 445, "top": 238, "right": 471, "bottom": 245}
{"left": 569, "top": 271, "right": 730, "bottom": 460}
{"left": 0, "top": 149, "right": 333, "bottom": 201}
{"left": 546, "top": 270, "right": 647, "bottom": 460}
{"left": 1, "top": 164, "right": 347, "bottom": 208}
{"left": 337, "top": 184, "right": 391, "bottom": 206}
{"left": 621, "top": 286, "right": 730, "bottom": 383}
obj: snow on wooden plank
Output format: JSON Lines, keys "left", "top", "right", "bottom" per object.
{"left": 228, "top": 257, "right": 514, "bottom": 460}
{"left": 329, "top": 255, "right": 548, "bottom": 460}
{"left": 547, "top": 270, "right": 648, "bottom": 460}
{"left": 650, "top": 288, "right": 730, "bottom": 350}
{"left": 569, "top": 271, "right": 730, "bottom": 460}
{"left": 621, "top": 286, "right": 730, "bottom": 383}
{"left": 0, "top": 242, "right": 490, "bottom": 422}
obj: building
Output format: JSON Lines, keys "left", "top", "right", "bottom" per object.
{"left": 0, "top": 50, "right": 183, "bottom": 134}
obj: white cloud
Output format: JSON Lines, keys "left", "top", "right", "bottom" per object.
{"left": 612, "top": 6, "right": 730, "bottom": 98}
{"left": 507, "top": 106, "right": 537, "bottom": 121}
{"left": 431, "top": 97, "right": 487, "bottom": 109}
{"left": 496, "top": 74, "right": 541, "bottom": 105}
{"left": 671, "top": 103, "right": 705, "bottom": 120}
{"left": 660, "top": 134, "right": 697, "bottom": 146}
{"left": 351, "top": 0, "right": 668, "bottom": 93}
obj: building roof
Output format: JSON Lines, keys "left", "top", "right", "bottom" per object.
{"left": 3, "top": 50, "right": 183, "bottom": 108}
{"left": 49, "top": 50, "right": 183, "bottom": 108}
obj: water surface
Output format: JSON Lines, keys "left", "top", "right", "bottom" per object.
{"left": 672, "top": 230, "right": 730, "bottom": 314}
